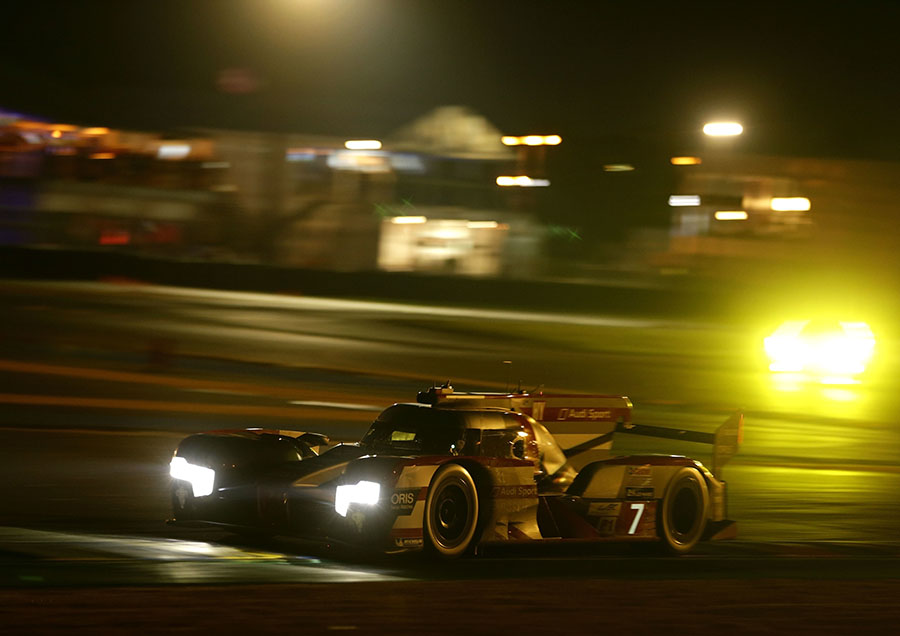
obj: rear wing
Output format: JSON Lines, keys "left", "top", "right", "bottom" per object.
{"left": 418, "top": 385, "right": 741, "bottom": 477}
{"left": 614, "top": 411, "right": 744, "bottom": 478}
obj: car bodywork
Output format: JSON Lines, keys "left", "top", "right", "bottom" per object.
{"left": 169, "top": 385, "right": 742, "bottom": 556}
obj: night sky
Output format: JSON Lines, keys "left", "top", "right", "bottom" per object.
{"left": 3, "top": 0, "right": 898, "bottom": 159}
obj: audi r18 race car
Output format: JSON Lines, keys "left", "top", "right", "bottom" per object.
{"left": 169, "top": 385, "right": 742, "bottom": 557}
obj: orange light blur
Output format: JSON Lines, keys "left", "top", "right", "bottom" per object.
{"left": 89, "top": 152, "right": 116, "bottom": 160}
{"left": 82, "top": 127, "right": 110, "bottom": 135}
{"left": 670, "top": 156, "right": 702, "bottom": 166}
{"left": 501, "top": 135, "right": 562, "bottom": 146}
{"left": 51, "top": 130, "right": 62, "bottom": 139}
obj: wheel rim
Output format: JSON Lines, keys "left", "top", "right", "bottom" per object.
{"left": 671, "top": 485, "right": 699, "bottom": 539}
{"left": 430, "top": 479, "right": 473, "bottom": 548}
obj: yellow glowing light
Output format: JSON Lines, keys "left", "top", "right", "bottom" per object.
{"left": 670, "top": 156, "right": 702, "bottom": 166}
{"left": 603, "top": 164, "right": 635, "bottom": 172}
{"left": 764, "top": 320, "right": 876, "bottom": 378}
{"left": 822, "top": 387, "right": 860, "bottom": 402}
{"left": 523, "top": 135, "right": 544, "bottom": 146}
{"left": 82, "top": 127, "right": 109, "bottom": 135}
{"left": 344, "top": 139, "right": 382, "bottom": 150}
{"left": 542, "top": 135, "right": 562, "bottom": 145}
{"left": 391, "top": 216, "right": 427, "bottom": 224}
{"left": 770, "top": 197, "right": 811, "bottom": 212}
{"left": 51, "top": 130, "right": 62, "bottom": 139}
{"left": 496, "top": 175, "right": 550, "bottom": 187}
{"left": 715, "top": 210, "right": 748, "bottom": 221}
{"left": 703, "top": 122, "right": 743, "bottom": 136}
{"left": 501, "top": 136, "right": 521, "bottom": 146}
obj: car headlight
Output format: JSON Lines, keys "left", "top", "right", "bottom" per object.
{"left": 169, "top": 456, "right": 216, "bottom": 498}
{"left": 764, "top": 320, "right": 875, "bottom": 377}
{"left": 334, "top": 480, "right": 381, "bottom": 517}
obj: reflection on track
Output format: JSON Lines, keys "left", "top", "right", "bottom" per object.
{"left": 4, "top": 526, "right": 900, "bottom": 588}
{"left": 0, "top": 527, "right": 407, "bottom": 586}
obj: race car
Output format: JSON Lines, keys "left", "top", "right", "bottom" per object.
{"left": 169, "top": 384, "right": 742, "bottom": 557}
{"left": 764, "top": 318, "right": 876, "bottom": 383}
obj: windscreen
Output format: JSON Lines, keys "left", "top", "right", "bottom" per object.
{"left": 360, "top": 405, "right": 466, "bottom": 456}
{"left": 178, "top": 434, "right": 305, "bottom": 468}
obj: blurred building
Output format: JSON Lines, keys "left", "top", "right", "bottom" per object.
{"left": 655, "top": 151, "right": 900, "bottom": 281}
{"left": 0, "top": 106, "right": 543, "bottom": 276}
{"left": 0, "top": 112, "right": 224, "bottom": 252}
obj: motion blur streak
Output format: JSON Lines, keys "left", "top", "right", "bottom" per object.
{"left": 0, "top": 393, "right": 375, "bottom": 420}
{"left": 770, "top": 197, "right": 812, "bottom": 211}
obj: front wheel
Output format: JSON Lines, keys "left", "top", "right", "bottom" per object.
{"left": 424, "top": 464, "right": 480, "bottom": 558}
{"left": 658, "top": 467, "right": 709, "bottom": 554}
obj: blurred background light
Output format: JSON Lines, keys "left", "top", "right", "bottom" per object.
{"left": 390, "top": 216, "right": 427, "bottom": 224}
{"left": 603, "top": 164, "right": 635, "bottom": 172}
{"left": 670, "top": 156, "right": 702, "bottom": 165}
{"left": 715, "top": 210, "right": 748, "bottom": 221}
{"left": 344, "top": 139, "right": 382, "bottom": 150}
{"left": 327, "top": 150, "right": 390, "bottom": 172}
{"left": 668, "top": 195, "right": 701, "bottom": 206}
{"left": 496, "top": 176, "right": 550, "bottom": 187}
{"left": 703, "top": 122, "right": 743, "bottom": 136}
{"left": 770, "top": 197, "right": 811, "bottom": 211}
{"left": 157, "top": 144, "right": 191, "bottom": 160}
{"left": 501, "top": 135, "right": 562, "bottom": 146}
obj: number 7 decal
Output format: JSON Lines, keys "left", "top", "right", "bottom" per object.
{"left": 628, "top": 503, "right": 645, "bottom": 534}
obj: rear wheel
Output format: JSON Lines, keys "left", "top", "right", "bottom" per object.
{"left": 658, "top": 467, "right": 708, "bottom": 554}
{"left": 424, "top": 464, "right": 480, "bottom": 558}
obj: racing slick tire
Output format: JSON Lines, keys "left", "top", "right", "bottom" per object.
{"left": 171, "top": 480, "right": 196, "bottom": 521}
{"left": 658, "top": 467, "right": 709, "bottom": 555}
{"left": 424, "top": 463, "right": 480, "bottom": 558}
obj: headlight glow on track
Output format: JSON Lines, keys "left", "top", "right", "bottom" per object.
{"left": 334, "top": 480, "right": 381, "bottom": 517}
{"left": 169, "top": 456, "right": 216, "bottom": 497}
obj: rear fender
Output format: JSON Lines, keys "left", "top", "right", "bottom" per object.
{"left": 569, "top": 456, "right": 728, "bottom": 522}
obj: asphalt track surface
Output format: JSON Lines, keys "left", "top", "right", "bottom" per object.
{"left": 2, "top": 280, "right": 899, "bottom": 633}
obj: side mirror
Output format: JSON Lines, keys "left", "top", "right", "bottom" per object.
{"left": 512, "top": 438, "right": 525, "bottom": 459}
